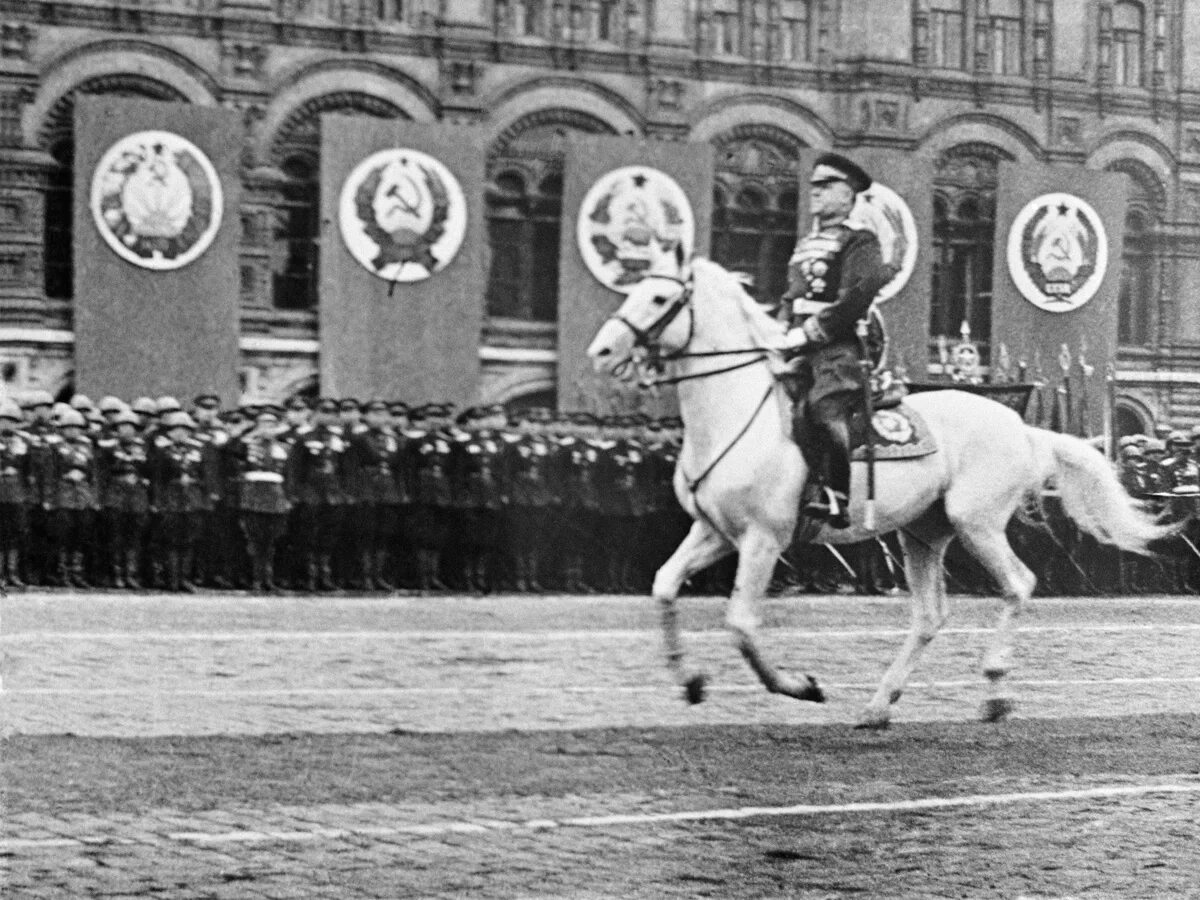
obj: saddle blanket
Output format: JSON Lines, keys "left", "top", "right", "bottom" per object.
{"left": 849, "top": 403, "right": 937, "bottom": 462}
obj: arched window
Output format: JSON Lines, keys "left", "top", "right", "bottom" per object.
{"left": 930, "top": 145, "right": 1008, "bottom": 366}
{"left": 990, "top": 0, "right": 1024, "bottom": 75}
{"left": 1112, "top": 1, "right": 1145, "bottom": 86}
{"left": 1107, "top": 160, "right": 1163, "bottom": 349}
{"left": 266, "top": 93, "right": 406, "bottom": 310}
{"left": 38, "top": 75, "right": 187, "bottom": 301}
{"left": 929, "top": 0, "right": 967, "bottom": 68}
{"left": 485, "top": 111, "right": 615, "bottom": 322}
{"left": 710, "top": 127, "right": 804, "bottom": 306}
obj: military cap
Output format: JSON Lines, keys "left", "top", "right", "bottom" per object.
{"left": 1191, "top": 425, "right": 1200, "bottom": 440}
{"left": 1117, "top": 435, "right": 1140, "bottom": 449}
{"left": 131, "top": 396, "right": 157, "bottom": 415}
{"left": 155, "top": 395, "right": 182, "bottom": 414}
{"left": 0, "top": 398, "right": 23, "bottom": 421}
{"left": 486, "top": 403, "right": 506, "bottom": 416}
{"left": 97, "top": 395, "right": 125, "bottom": 413}
{"left": 255, "top": 404, "right": 282, "bottom": 421}
{"left": 52, "top": 401, "right": 72, "bottom": 419}
{"left": 86, "top": 409, "right": 104, "bottom": 424}
{"left": 1168, "top": 430, "right": 1189, "bottom": 446}
{"left": 365, "top": 399, "right": 389, "bottom": 413}
{"left": 69, "top": 394, "right": 95, "bottom": 411}
{"left": 407, "top": 405, "right": 429, "bottom": 423}
{"left": 286, "top": 395, "right": 311, "bottom": 411}
{"left": 58, "top": 407, "right": 86, "bottom": 428}
{"left": 22, "top": 389, "right": 54, "bottom": 409}
{"left": 163, "top": 410, "right": 196, "bottom": 430}
{"left": 810, "top": 152, "right": 872, "bottom": 194}
{"left": 338, "top": 398, "right": 362, "bottom": 412}
{"left": 1144, "top": 439, "right": 1167, "bottom": 453}
{"left": 1122, "top": 445, "right": 1144, "bottom": 459}
{"left": 570, "top": 411, "right": 598, "bottom": 425}
{"left": 193, "top": 393, "right": 221, "bottom": 409}
{"left": 114, "top": 409, "right": 140, "bottom": 426}
{"left": 1153, "top": 424, "right": 1172, "bottom": 439}
{"left": 527, "top": 407, "right": 554, "bottom": 423}
{"left": 389, "top": 400, "right": 410, "bottom": 415}
{"left": 316, "top": 397, "right": 340, "bottom": 413}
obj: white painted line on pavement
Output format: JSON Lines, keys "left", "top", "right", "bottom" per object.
{"left": 8, "top": 779, "right": 1198, "bottom": 852}
{"left": 9, "top": 675, "right": 1200, "bottom": 697}
{"left": 9, "top": 622, "right": 1200, "bottom": 642}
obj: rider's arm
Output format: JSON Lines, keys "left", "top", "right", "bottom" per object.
{"left": 801, "top": 231, "right": 894, "bottom": 346}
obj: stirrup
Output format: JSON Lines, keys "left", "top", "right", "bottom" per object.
{"left": 803, "top": 487, "right": 850, "bottom": 528}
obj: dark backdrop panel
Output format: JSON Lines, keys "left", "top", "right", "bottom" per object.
{"left": 558, "top": 137, "right": 713, "bottom": 416}
{"left": 992, "top": 163, "right": 1127, "bottom": 435}
{"left": 319, "top": 116, "right": 484, "bottom": 404}
{"left": 74, "top": 98, "right": 241, "bottom": 403}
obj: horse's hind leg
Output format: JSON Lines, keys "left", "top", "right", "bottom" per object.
{"left": 953, "top": 522, "right": 1036, "bottom": 722}
{"left": 858, "top": 525, "right": 953, "bottom": 730}
{"left": 727, "top": 527, "right": 825, "bottom": 703}
{"left": 652, "top": 520, "right": 734, "bottom": 703}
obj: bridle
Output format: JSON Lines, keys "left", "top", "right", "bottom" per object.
{"left": 605, "top": 273, "right": 768, "bottom": 388}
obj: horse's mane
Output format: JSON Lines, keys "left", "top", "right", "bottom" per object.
{"left": 690, "top": 257, "right": 784, "bottom": 347}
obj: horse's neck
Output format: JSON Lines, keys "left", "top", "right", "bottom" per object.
{"left": 674, "top": 300, "right": 781, "bottom": 473}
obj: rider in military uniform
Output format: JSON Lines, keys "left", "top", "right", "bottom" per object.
{"left": 767, "top": 153, "right": 896, "bottom": 528}
{"left": 97, "top": 408, "right": 151, "bottom": 588}
{"left": 0, "top": 399, "right": 33, "bottom": 587}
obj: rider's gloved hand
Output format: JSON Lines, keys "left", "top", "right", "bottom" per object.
{"left": 766, "top": 329, "right": 807, "bottom": 376}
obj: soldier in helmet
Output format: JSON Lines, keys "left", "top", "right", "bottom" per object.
{"left": 0, "top": 398, "right": 33, "bottom": 586}
{"left": 151, "top": 411, "right": 211, "bottom": 592}
{"left": 766, "top": 153, "right": 896, "bottom": 528}
{"left": 96, "top": 408, "right": 151, "bottom": 588}
{"left": 21, "top": 390, "right": 57, "bottom": 584}
{"left": 96, "top": 396, "right": 127, "bottom": 438}
{"left": 44, "top": 407, "right": 99, "bottom": 587}
{"left": 287, "top": 398, "right": 351, "bottom": 592}
{"left": 235, "top": 405, "right": 292, "bottom": 592}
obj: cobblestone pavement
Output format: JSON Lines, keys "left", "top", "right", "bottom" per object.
{"left": 3, "top": 590, "right": 1200, "bottom": 898}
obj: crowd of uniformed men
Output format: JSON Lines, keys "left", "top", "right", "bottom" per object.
{"left": 0, "top": 390, "right": 695, "bottom": 594}
{"left": 2, "top": 388, "right": 1199, "bottom": 596}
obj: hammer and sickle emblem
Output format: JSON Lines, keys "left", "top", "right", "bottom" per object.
{"left": 384, "top": 173, "right": 423, "bottom": 218}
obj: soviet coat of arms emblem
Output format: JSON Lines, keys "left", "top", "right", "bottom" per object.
{"left": 1006, "top": 192, "right": 1109, "bottom": 313}
{"left": 576, "top": 166, "right": 695, "bottom": 293}
{"left": 848, "top": 180, "right": 918, "bottom": 302}
{"left": 90, "top": 131, "right": 223, "bottom": 271}
{"left": 338, "top": 149, "right": 468, "bottom": 283}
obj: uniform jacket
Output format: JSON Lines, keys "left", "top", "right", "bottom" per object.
{"left": 97, "top": 435, "right": 151, "bottom": 514}
{"left": 151, "top": 436, "right": 212, "bottom": 513}
{"left": 235, "top": 431, "right": 292, "bottom": 515}
{"left": 350, "top": 427, "right": 410, "bottom": 506}
{"left": 0, "top": 430, "right": 33, "bottom": 505}
{"left": 44, "top": 433, "right": 99, "bottom": 510}
{"left": 503, "top": 433, "right": 557, "bottom": 508}
{"left": 411, "top": 430, "right": 454, "bottom": 507}
{"left": 451, "top": 429, "right": 505, "bottom": 511}
{"left": 287, "top": 424, "right": 351, "bottom": 506}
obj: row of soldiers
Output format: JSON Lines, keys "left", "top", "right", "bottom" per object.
{"left": 1117, "top": 429, "right": 1200, "bottom": 498}
{"left": 0, "top": 390, "right": 691, "bottom": 593}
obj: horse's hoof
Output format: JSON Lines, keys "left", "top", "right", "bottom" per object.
{"left": 684, "top": 674, "right": 708, "bottom": 705}
{"left": 854, "top": 708, "right": 891, "bottom": 730}
{"left": 981, "top": 698, "right": 1015, "bottom": 723}
{"left": 797, "top": 674, "right": 825, "bottom": 704}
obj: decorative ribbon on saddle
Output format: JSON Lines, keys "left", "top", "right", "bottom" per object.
{"left": 850, "top": 403, "right": 937, "bottom": 462}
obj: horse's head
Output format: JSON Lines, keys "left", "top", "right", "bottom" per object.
{"left": 587, "top": 245, "right": 693, "bottom": 377}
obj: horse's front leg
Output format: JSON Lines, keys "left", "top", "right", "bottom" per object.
{"left": 652, "top": 520, "right": 734, "bottom": 704}
{"left": 727, "top": 528, "right": 825, "bottom": 703}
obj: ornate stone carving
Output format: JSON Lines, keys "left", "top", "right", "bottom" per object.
{"left": 649, "top": 79, "right": 685, "bottom": 113}
{"left": 222, "top": 42, "right": 267, "bottom": 79}
{"left": 1, "top": 23, "right": 33, "bottom": 61}
{"left": 441, "top": 59, "right": 480, "bottom": 97}
{"left": 1056, "top": 116, "right": 1082, "bottom": 147}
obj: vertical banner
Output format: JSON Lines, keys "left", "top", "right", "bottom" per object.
{"left": 320, "top": 116, "right": 484, "bottom": 403}
{"left": 794, "top": 149, "right": 931, "bottom": 379}
{"left": 559, "top": 136, "right": 713, "bottom": 416}
{"left": 74, "top": 98, "right": 241, "bottom": 403}
{"left": 991, "top": 163, "right": 1127, "bottom": 436}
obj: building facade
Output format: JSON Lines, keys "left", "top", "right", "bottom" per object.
{"left": 0, "top": 0, "right": 1198, "bottom": 431}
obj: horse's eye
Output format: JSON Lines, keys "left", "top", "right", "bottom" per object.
{"left": 652, "top": 295, "right": 668, "bottom": 306}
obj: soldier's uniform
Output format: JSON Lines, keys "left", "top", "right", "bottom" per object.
{"left": 596, "top": 419, "right": 651, "bottom": 593}
{"left": 96, "top": 410, "right": 151, "bottom": 588}
{"left": 558, "top": 413, "right": 602, "bottom": 593}
{"left": 0, "top": 399, "right": 33, "bottom": 586}
{"left": 21, "top": 390, "right": 57, "bottom": 584}
{"left": 151, "top": 411, "right": 211, "bottom": 592}
{"left": 235, "top": 407, "right": 292, "bottom": 592}
{"left": 350, "top": 400, "right": 409, "bottom": 591}
{"left": 774, "top": 153, "right": 895, "bottom": 527}
{"left": 450, "top": 408, "right": 506, "bottom": 594}
{"left": 408, "top": 405, "right": 454, "bottom": 591}
{"left": 44, "top": 408, "right": 99, "bottom": 587}
{"left": 502, "top": 409, "right": 557, "bottom": 592}
{"left": 287, "top": 398, "right": 352, "bottom": 591}
{"left": 190, "top": 394, "right": 230, "bottom": 587}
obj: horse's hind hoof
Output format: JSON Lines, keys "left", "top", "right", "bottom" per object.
{"left": 798, "top": 675, "right": 825, "bottom": 704}
{"left": 684, "top": 674, "right": 708, "bottom": 705}
{"left": 854, "top": 708, "right": 891, "bottom": 730}
{"left": 981, "top": 698, "right": 1015, "bottom": 722}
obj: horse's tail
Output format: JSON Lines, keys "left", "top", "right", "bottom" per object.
{"left": 1025, "top": 427, "right": 1174, "bottom": 555}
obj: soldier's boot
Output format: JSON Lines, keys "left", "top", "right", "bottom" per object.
{"left": 607, "top": 558, "right": 623, "bottom": 594}
{"left": 124, "top": 550, "right": 142, "bottom": 589}
{"left": 180, "top": 550, "right": 197, "bottom": 594}
{"left": 360, "top": 551, "right": 377, "bottom": 591}
{"left": 318, "top": 555, "right": 337, "bottom": 592}
{"left": 304, "top": 557, "right": 319, "bottom": 593}
{"left": 70, "top": 551, "right": 91, "bottom": 589}
{"left": 264, "top": 556, "right": 280, "bottom": 593}
{"left": 55, "top": 550, "right": 71, "bottom": 588}
{"left": 526, "top": 551, "right": 544, "bottom": 593}
{"left": 6, "top": 549, "right": 24, "bottom": 588}
{"left": 165, "top": 551, "right": 181, "bottom": 592}
{"left": 513, "top": 555, "right": 528, "bottom": 593}
{"left": 465, "top": 556, "right": 483, "bottom": 595}
{"left": 428, "top": 551, "right": 448, "bottom": 591}
{"left": 564, "top": 556, "right": 583, "bottom": 593}
{"left": 621, "top": 559, "right": 640, "bottom": 594}
{"left": 111, "top": 557, "right": 127, "bottom": 590}
{"left": 373, "top": 550, "right": 394, "bottom": 591}
{"left": 249, "top": 554, "right": 265, "bottom": 593}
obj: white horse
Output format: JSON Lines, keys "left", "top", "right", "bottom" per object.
{"left": 586, "top": 254, "right": 1169, "bottom": 728}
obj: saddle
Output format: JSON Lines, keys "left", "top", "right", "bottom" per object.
{"left": 848, "top": 402, "right": 938, "bottom": 462}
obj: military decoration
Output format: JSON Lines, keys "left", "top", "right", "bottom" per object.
{"left": 576, "top": 166, "right": 695, "bottom": 294}
{"left": 848, "top": 180, "right": 918, "bottom": 302}
{"left": 1007, "top": 193, "right": 1108, "bottom": 313}
{"left": 338, "top": 148, "right": 468, "bottom": 283}
{"left": 90, "top": 131, "right": 223, "bottom": 271}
